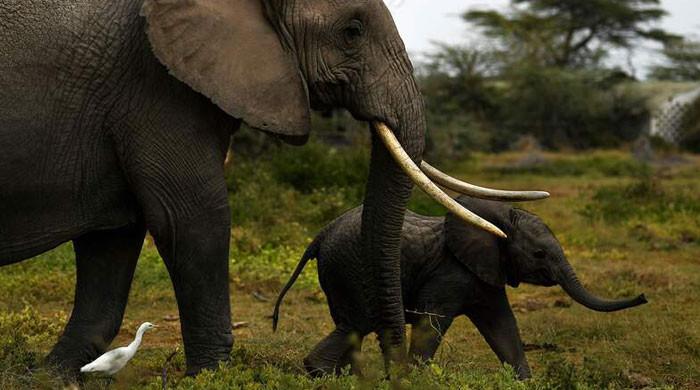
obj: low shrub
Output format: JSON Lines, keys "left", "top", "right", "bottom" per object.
{"left": 680, "top": 97, "right": 700, "bottom": 152}
{"left": 0, "top": 307, "right": 64, "bottom": 389}
{"left": 580, "top": 174, "right": 700, "bottom": 224}
{"left": 268, "top": 142, "right": 369, "bottom": 194}
{"left": 496, "top": 67, "right": 649, "bottom": 150}
{"left": 225, "top": 143, "right": 367, "bottom": 253}
{"left": 579, "top": 172, "right": 700, "bottom": 246}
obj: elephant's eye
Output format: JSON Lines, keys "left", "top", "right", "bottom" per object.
{"left": 343, "top": 20, "right": 364, "bottom": 46}
{"left": 533, "top": 249, "right": 546, "bottom": 259}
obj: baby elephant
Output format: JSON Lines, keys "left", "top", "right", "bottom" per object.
{"left": 272, "top": 196, "right": 647, "bottom": 379}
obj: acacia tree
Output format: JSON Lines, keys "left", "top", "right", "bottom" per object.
{"left": 464, "top": 0, "right": 679, "bottom": 68}
{"left": 650, "top": 38, "right": 700, "bottom": 81}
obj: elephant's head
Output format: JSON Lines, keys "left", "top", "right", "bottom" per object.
{"left": 446, "top": 196, "right": 647, "bottom": 312}
{"left": 141, "top": 0, "right": 548, "bottom": 360}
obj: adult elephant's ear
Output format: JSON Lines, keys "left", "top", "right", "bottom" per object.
{"left": 142, "top": 0, "right": 310, "bottom": 144}
{"left": 445, "top": 196, "right": 510, "bottom": 288}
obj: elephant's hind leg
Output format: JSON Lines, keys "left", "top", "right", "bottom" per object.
{"left": 304, "top": 326, "right": 362, "bottom": 377}
{"left": 45, "top": 224, "right": 145, "bottom": 376}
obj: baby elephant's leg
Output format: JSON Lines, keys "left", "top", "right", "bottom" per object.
{"left": 337, "top": 334, "right": 364, "bottom": 376}
{"left": 408, "top": 315, "right": 454, "bottom": 364}
{"left": 304, "top": 326, "right": 362, "bottom": 377}
{"left": 466, "top": 292, "right": 531, "bottom": 379}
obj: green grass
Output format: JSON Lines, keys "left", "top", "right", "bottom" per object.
{"left": 488, "top": 153, "right": 649, "bottom": 178}
{"left": 0, "top": 147, "right": 698, "bottom": 388}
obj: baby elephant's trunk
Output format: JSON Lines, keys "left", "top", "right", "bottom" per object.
{"left": 557, "top": 260, "right": 647, "bottom": 312}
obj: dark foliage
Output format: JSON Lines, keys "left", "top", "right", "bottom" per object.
{"left": 650, "top": 38, "right": 700, "bottom": 81}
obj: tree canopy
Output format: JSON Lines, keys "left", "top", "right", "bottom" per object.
{"left": 650, "top": 38, "right": 700, "bottom": 81}
{"left": 464, "top": 0, "right": 679, "bottom": 68}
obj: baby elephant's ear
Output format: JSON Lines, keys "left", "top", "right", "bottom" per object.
{"left": 445, "top": 212, "right": 506, "bottom": 288}
{"left": 142, "top": 0, "right": 310, "bottom": 143}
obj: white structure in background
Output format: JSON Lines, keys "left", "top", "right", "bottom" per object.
{"left": 650, "top": 86, "right": 700, "bottom": 144}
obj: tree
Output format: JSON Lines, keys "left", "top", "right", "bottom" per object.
{"left": 464, "top": 0, "right": 679, "bottom": 69}
{"left": 418, "top": 44, "right": 500, "bottom": 121}
{"left": 650, "top": 38, "right": 700, "bottom": 81}
{"left": 417, "top": 44, "right": 505, "bottom": 155}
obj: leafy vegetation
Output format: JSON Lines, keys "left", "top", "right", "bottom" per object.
{"left": 651, "top": 38, "right": 700, "bottom": 82}
{"left": 414, "top": 0, "right": 697, "bottom": 154}
{"left": 464, "top": 0, "right": 677, "bottom": 68}
{"left": 680, "top": 97, "right": 700, "bottom": 152}
{"left": 1, "top": 1, "right": 699, "bottom": 387}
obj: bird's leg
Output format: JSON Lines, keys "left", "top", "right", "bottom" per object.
{"left": 46, "top": 224, "right": 145, "bottom": 376}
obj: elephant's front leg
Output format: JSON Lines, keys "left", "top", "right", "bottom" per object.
{"left": 46, "top": 224, "right": 146, "bottom": 375}
{"left": 466, "top": 291, "right": 531, "bottom": 380}
{"left": 408, "top": 315, "right": 454, "bottom": 364}
{"left": 147, "top": 202, "right": 233, "bottom": 375}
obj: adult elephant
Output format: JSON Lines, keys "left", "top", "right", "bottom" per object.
{"left": 0, "top": 0, "right": 547, "bottom": 375}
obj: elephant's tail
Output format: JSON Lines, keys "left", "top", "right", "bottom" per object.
{"left": 272, "top": 233, "right": 323, "bottom": 332}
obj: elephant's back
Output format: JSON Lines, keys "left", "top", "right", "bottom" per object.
{"left": 0, "top": 0, "right": 143, "bottom": 130}
{"left": 0, "top": 1, "right": 142, "bottom": 82}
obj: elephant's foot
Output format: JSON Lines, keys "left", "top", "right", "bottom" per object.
{"left": 515, "top": 364, "right": 532, "bottom": 381}
{"left": 303, "top": 326, "right": 361, "bottom": 378}
{"left": 303, "top": 355, "right": 335, "bottom": 378}
{"left": 44, "top": 334, "right": 105, "bottom": 379}
{"left": 46, "top": 225, "right": 145, "bottom": 379}
{"left": 378, "top": 327, "right": 410, "bottom": 378}
{"left": 182, "top": 330, "right": 233, "bottom": 376}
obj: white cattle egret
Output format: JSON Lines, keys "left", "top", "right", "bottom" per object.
{"left": 80, "top": 322, "right": 156, "bottom": 375}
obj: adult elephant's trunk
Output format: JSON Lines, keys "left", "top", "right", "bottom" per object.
{"left": 361, "top": 75, "right": 549, "bottom": 367}
{"left": 356, "top": 30, "right": 548, "bottom": 368}
{"left": 557, "top": 258, "right": 647, "bottom": 312}
{"left": 360, "top": 89, "right": 425, "bottom": 364}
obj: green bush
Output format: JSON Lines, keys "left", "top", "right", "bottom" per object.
{"left": 499, "top": 66, "right": 648, "bottom": 149}
{"left": 225, "top": 141, "right": 368, "bottom": 254}
{"left": 681, "top": 97, "right": 700, "bottom": 152}
{"left": 0, "top": 307, "right": 65, "bottom": 389}
{"left": 418, "top": 54, "right": 651, "bottom": 152}
{"left": 580, "top": 174, "right": 700, "bottom": 224}
{"left": 579, "top": 172, "right": 700, "bottom": 248}
{"left": 268, "top": 142, "right": 368, "bottom": 193}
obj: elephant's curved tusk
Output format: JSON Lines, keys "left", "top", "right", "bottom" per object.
{"left": 420, "top": 161, "right": 550, "bottom": 201}
{"left": 373, "top": 122, "right": 507, "bottom": 239}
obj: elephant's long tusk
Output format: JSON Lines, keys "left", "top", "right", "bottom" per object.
{"left": 373, "top": 122, "right": 507, "bottom": 239}
{"left": 420, "top": 161, "right": 550, "bottom": 201}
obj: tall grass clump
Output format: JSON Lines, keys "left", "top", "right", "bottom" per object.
{"left": 580, "top": 173, "right": 700, "bottom": 223}
{"left": 580, "top": 171, "right": 700, "bottom": 245}
{"left": 0, "top": 307, "right": 65, "bottom": 389}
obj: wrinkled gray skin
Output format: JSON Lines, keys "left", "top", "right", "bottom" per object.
{"left": 273, "top": 196, "right": 647, "bottom": 379}
{"left": 0, "top": 0, "right": 424, "bottom": 375}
